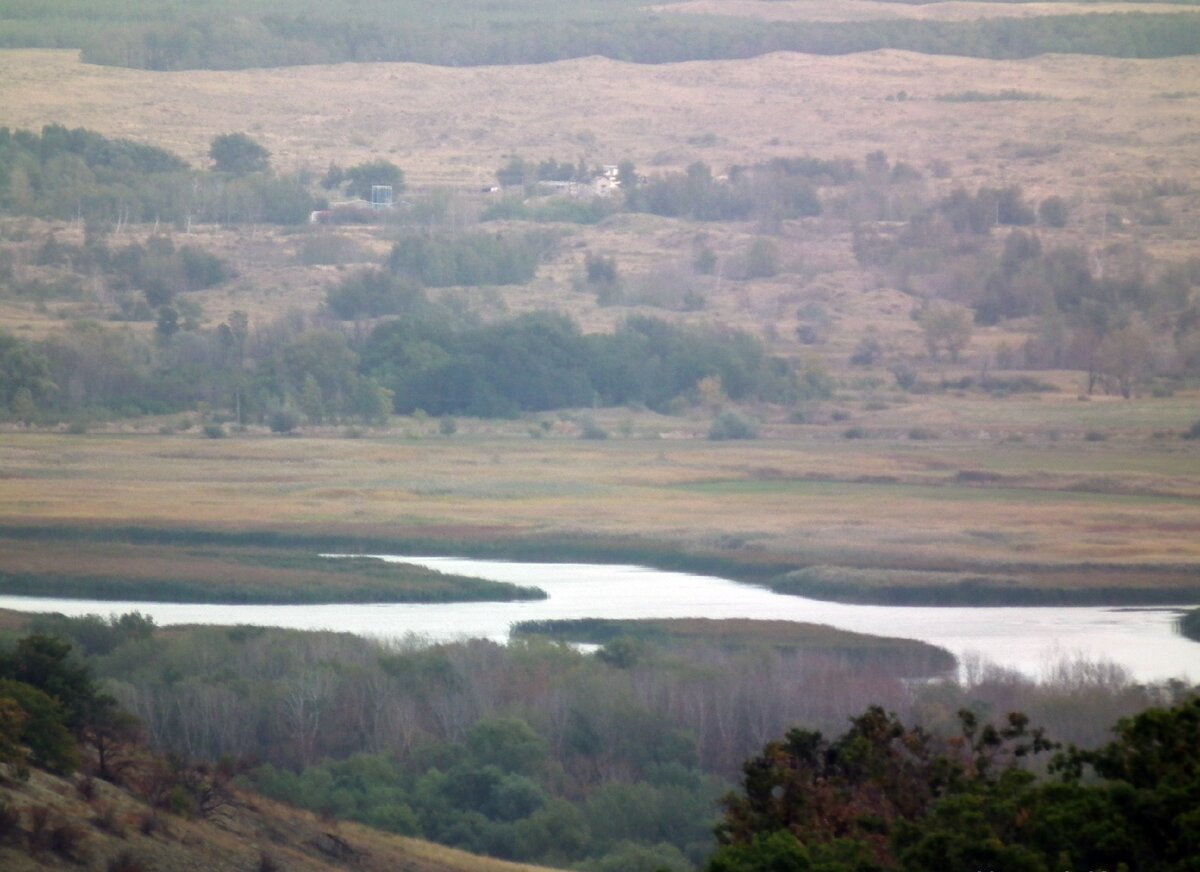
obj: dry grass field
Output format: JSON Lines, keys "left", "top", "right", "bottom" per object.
{"left": 0, "top": 48, "right": 1197, "bottom": 196}
{"left": 0, "top": 44, "right": 1198, "bottom": 603}
{"left": 1, "top": 416, "right": 1197, "bottom": 599}
{"left": 1, "top": 47, "right": 1198, "bottom": 346}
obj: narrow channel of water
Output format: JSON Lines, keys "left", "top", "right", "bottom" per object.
{"left": 0, "top": 555, "right": 1194, "bottom": 684}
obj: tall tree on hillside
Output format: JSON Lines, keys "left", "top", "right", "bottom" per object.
{"left": 209, "top": 132, "right": 270, "bottom": 175}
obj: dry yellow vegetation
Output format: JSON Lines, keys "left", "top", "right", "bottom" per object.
{"left": 0, "top": 765, "right": 561, "bottom": 872}
{"left": 0, "top": 46, "right": 1198, "bottom": 601}
{"left": 0, "top": 48, "right": 1196, "bottom": 197}
{"left": 1, "top": 419, "right": 1198, "bottom": 588}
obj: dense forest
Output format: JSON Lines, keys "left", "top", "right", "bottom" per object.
{"left": 2, "top": 614, "right": 1193, "bottom": 871}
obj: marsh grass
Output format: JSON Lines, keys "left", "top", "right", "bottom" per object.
{"left": 513, "top": 616, "right": 956, "bottom": 676}
{"left": 0, "top": 536, "right": 544, "bottom": 604}
{"left": 1, "top": 418, "right": 1198, "bottom": 606}
{"left": 773, "top": 564, "right": 1200, "bottom": 605}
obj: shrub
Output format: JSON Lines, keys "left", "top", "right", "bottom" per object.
{"left": 1084, "top": 430, "right": 1107, "bottom": 442}
{"left": 299, "top": 234, "right": 363, "bottom": 266}
{"left": 267, "top": 408, "right": 299, "bottom": 434}
{"left": 76, "top": 775, "right": 97, "bottom": 801}
{"left": 1039, "top": 195, "right": 1070, "bottom": 227}
{"left": 92, "top": 802, "right": 126, "bottom": 837}
{"left": 49, "top": 817, "right": 90, "bottom": 860}
{"left": 1184, "top": 419, "right": 1200, "bottom": 440}
{"left": 26, "top": 805, "right": 51, "bottom": 852}
{"left": 0, "top": 800, "right": 20, "bottom": 845}
{"left": 708, "top": 410, "right": 759, "bottom": 440}
{"left": 842, "top": 426, "right": 867, "bottom": 439}
{"left": 136, "top": 812, "right": 160, "bottom": 837}
{"left": 209, "top": 132, "right": 269, "bottom": 175}
{"left": 738, "top": 238, "right": 779, "bottom": 280}
{"left": 579, "top": 416, "right": 609, "bottom": 440}
{"left": 107, "top": 850, "right": 151, "bottom": 872}
{"left": 202, "top": 423, "right": 226, "bottom": 439}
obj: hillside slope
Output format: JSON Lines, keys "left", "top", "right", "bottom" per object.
{"left": 0, "top": 766, "right": 560, "bottom": 872}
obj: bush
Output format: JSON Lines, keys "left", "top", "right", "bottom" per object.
{"left": 737, "top": 238, "right": 779, "bottom": 280}
{"left": 299, "top": 234, "right": 364, "bottom": 266}
{"left": 76, "top": 775, "right": 97, "bottom": 801}
{"left": 27, "top": 808, "right": 88, "bottom": 860}
{"left": 579, "top": 416, "right": 609, "bottom": 440}
{"left": 209, "top": 132, "right": 269, "bottom": 175}
{"left": 107, "top": 850, "right": 151, "bottom": 872}
{"left": 0, "top": 800, "right": 20, "bottom": 845}
{"left": 91, "top": 802, "right": 126, "bottom": 837}
{"left": 326, "top": 269, "right": 426, "bottom": 320}
{"left": 708, "top": 410, "right": 758, "bottom": 440}
{"left": 202, "top": 423, "right": 226, "bottom": 439}
{"left": 389, "top": 232, "right": 550, "bottom": 287}
{"left": 1183, "top": 419, "right": 1200, "bottom": 440}
{"left": 267, "top": 408, "right": 299, "bottom": 434}
{"left": 1039, "top": 195, "right": 1070, "bottom": 227}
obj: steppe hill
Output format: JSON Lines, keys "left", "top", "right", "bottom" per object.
{"left": 0, "top": 0, "right": 1199, "bottom": 602}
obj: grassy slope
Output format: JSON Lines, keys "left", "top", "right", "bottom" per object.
{"left": 0, "top": 766, "right": 562, "bottom": 872}
{"left": 1, "top": 49, "right": 1196, "bottom": 193}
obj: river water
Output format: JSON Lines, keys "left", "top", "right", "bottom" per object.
{"left": 0, "top": 555, "right": 1194, "bottom": 684}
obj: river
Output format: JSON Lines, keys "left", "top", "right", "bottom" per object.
{"left": 0, "top": 555, "right": 1194, "bottom": 684}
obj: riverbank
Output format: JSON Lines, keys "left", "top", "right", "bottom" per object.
{"left": 1, "top": 522, "right": 1197, "bottom": 607}
{"left": 1, "top": 425, "right": 1198, "bottom": 607}
{"left": 0, "top": 531, "right": 544, "bottom": 604}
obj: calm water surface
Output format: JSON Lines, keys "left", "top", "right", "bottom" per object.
{"left": 0, "top": 555, "right": 1194, "bottom": 683}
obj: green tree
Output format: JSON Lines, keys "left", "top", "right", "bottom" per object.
{"left": 1039, "top": 196, "right": 1069, "bottom": 228}
{"left": 343, "top": 159, "right": 406, "bottom": 200}
{"left": 0, "top": 331, "right": 56, "bottom": 416}
{"left": 918, "top": 306, "right": 973, "bottom": 362}
{"left": 0, "top": 679, "right": 79, "bottom": 774}
{"left": 1098, "top": 320, "right": 1154, "bottom": 398}
{"left": 209, "top": 132, "right": 270, "bottom": 175}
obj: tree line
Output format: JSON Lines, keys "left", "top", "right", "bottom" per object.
{"left": 0, "top": 125, "right": 318, "bottom": 227}
{"left": 0, "top": 297, "right": 803, "bottom": 424}
{"left": 68, "top": 11, "right": 1200, "bottom": 71}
